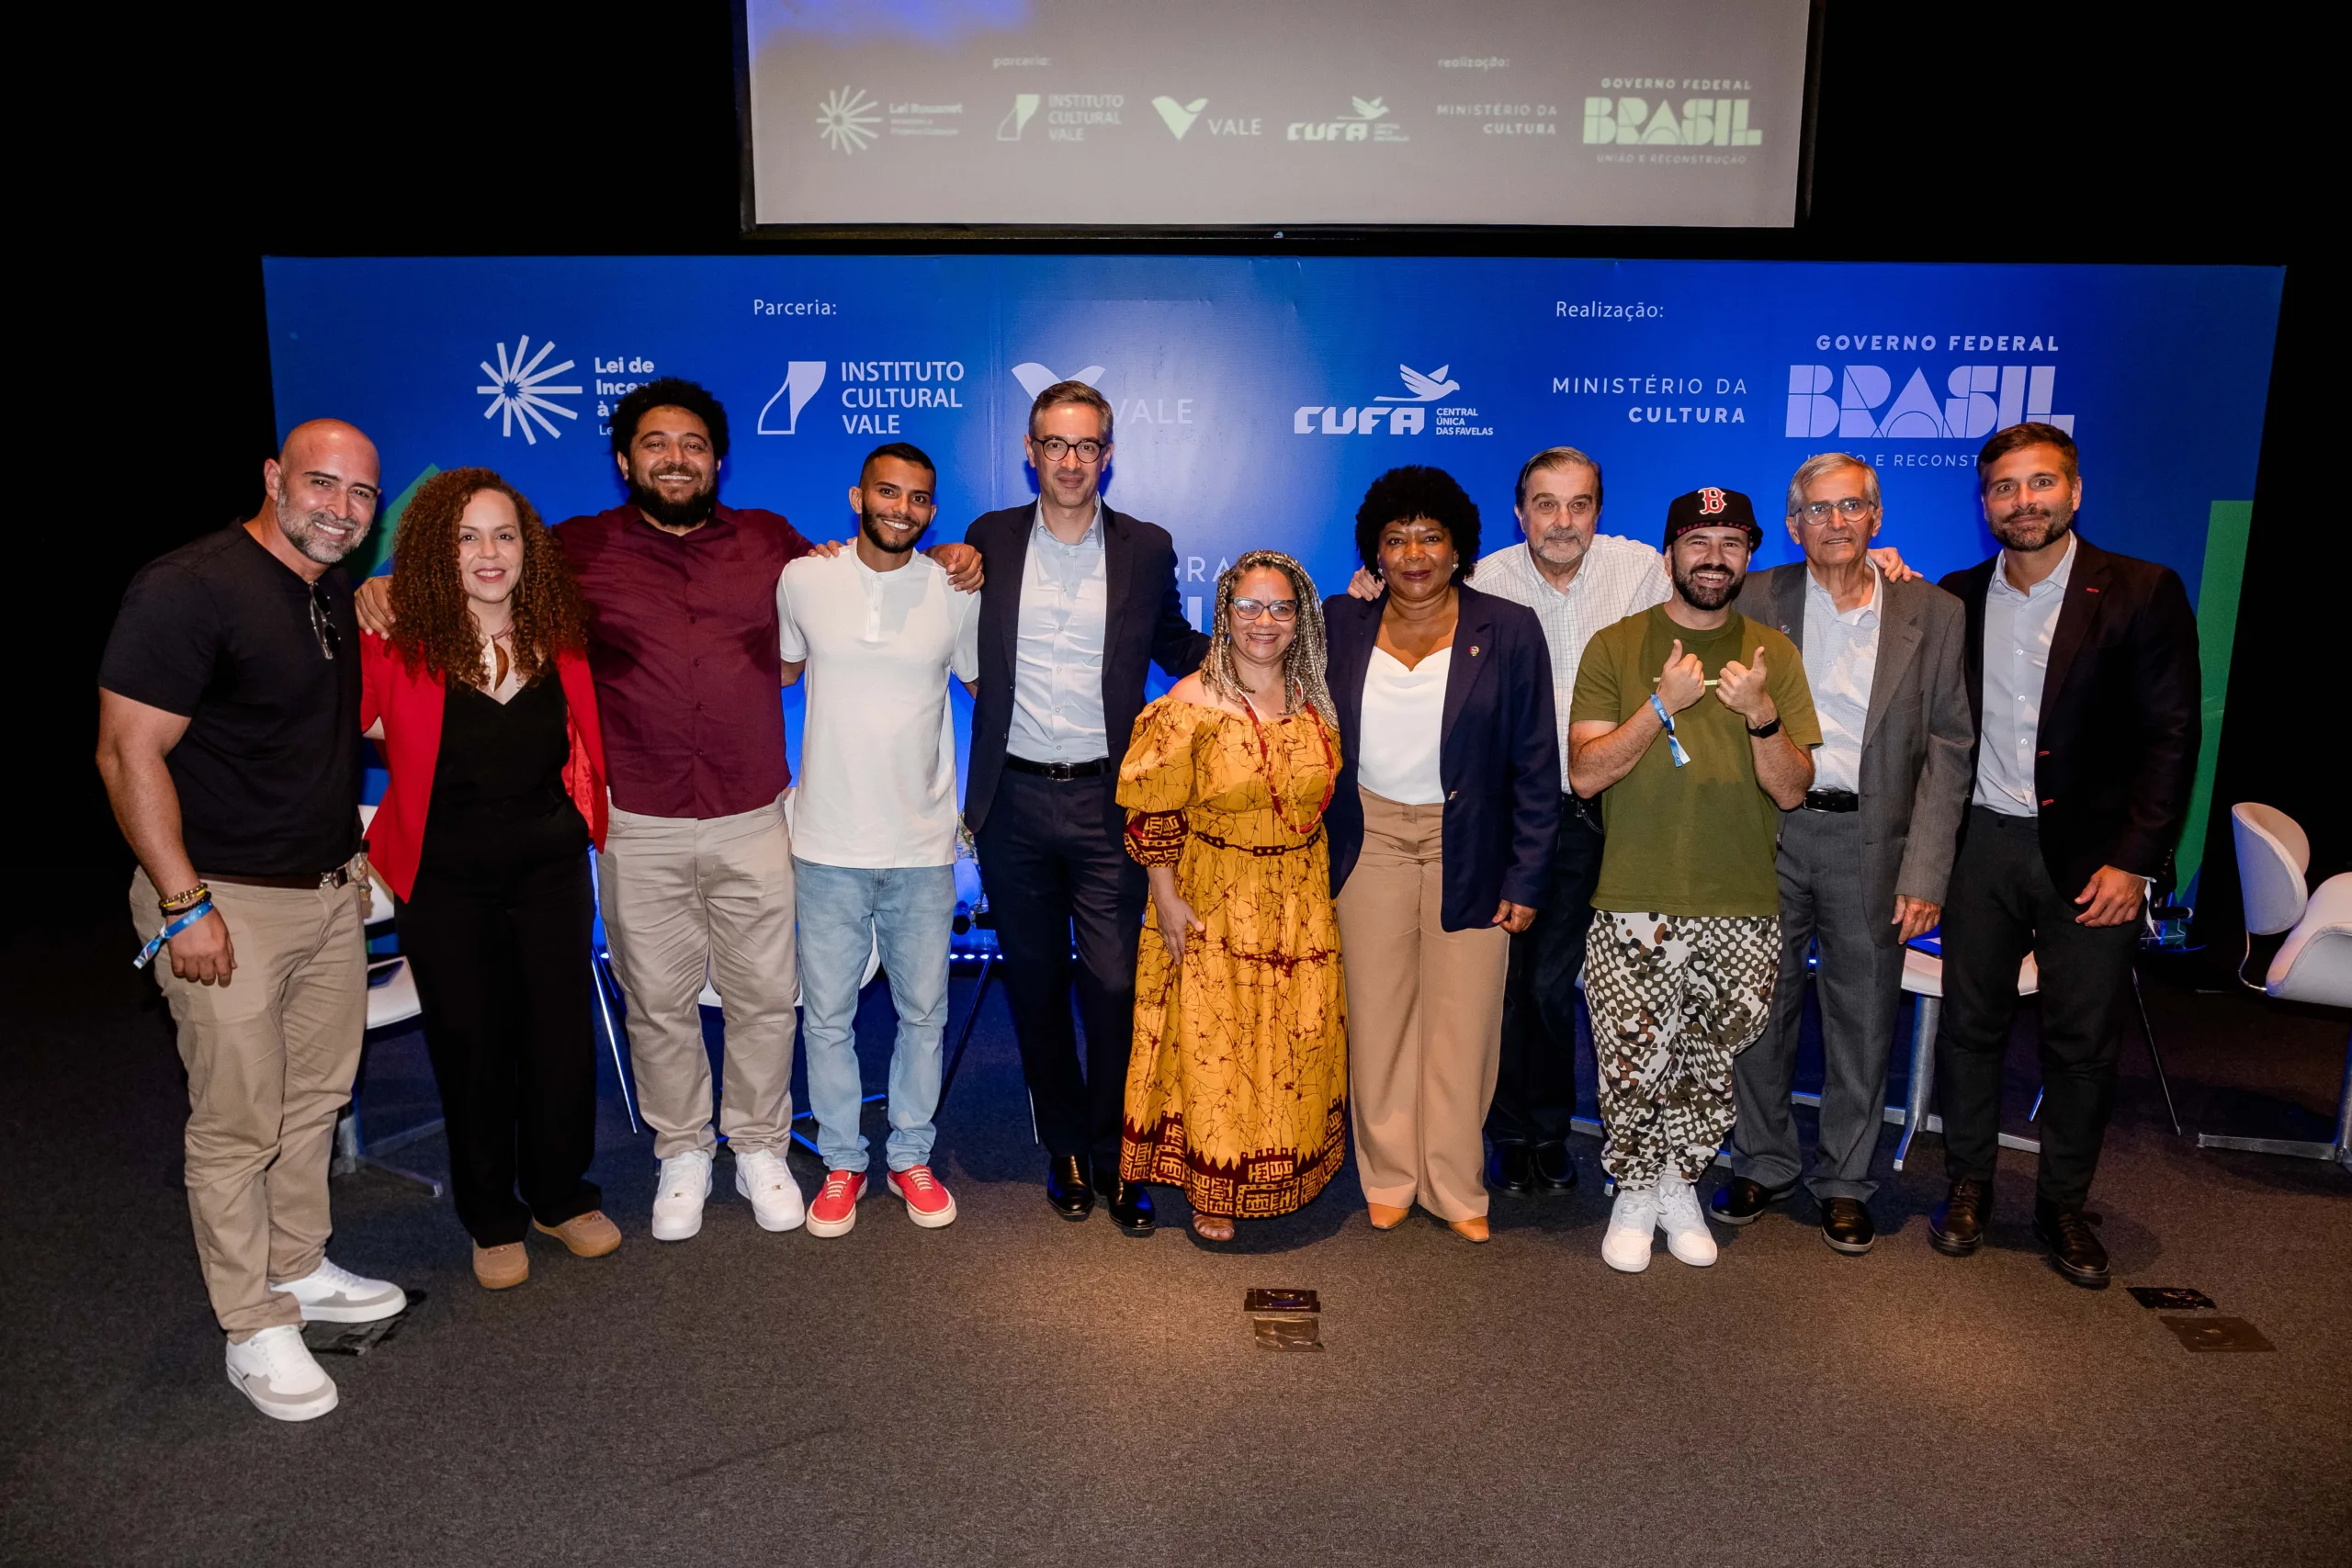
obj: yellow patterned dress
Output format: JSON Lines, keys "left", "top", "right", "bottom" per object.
{"left": 1117, "top": 697, "right": 1348, "bottom": 1219}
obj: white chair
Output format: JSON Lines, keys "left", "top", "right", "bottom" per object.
{"left": 1891, "top": 947, "right": 2042, "bottom": 1170}
{"left": 334, "top": 804, "right": 444, "bottom": 1194}
{"left": 2196, "top": 805, "right": 2352, "bottom": 1168}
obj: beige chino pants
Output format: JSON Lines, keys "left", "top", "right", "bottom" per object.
{"left": 130, "top": 867, "right": 368, "bottom": 1337}
{"left": 599, "top": 796, "right": 799, "bottom": 1160}
{"left": 1335, "top": 790, "right": 1510, "bottom": 1223}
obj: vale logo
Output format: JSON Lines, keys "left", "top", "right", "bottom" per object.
{"left": 759, "top": 362, "right": 829, "bottom": 435}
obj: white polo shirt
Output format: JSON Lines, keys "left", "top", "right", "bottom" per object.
{"left": 777, "top": 549, "right": 981, "bottom": 868}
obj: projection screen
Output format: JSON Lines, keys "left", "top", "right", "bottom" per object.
{"left": 741, "top": 0, "right": 1817, "bottom": 231}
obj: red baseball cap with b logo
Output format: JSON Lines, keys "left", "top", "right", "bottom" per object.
{"left": 1663, "top": 486, "right": 1762, "bottom": 550}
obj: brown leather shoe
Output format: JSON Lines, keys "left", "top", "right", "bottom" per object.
{"left": 1448, "top": 1216, "right": 1492, "bottom": 1244}
{"left": 1366, "top": 1202, "right": 1411, "bottom": 1231}
{"left": 1929, "top": 1179, "right": 1990, "bottom": 1256}
{"left": 473, "top": 1241, "right": 528, "bottom": 1290}
{"left": 533, "top": 1210, "right": 622, "bottom": 1258}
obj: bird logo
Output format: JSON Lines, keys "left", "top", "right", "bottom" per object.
{"left": 1375, "top": 364, "right": 1460, "bottom": 403}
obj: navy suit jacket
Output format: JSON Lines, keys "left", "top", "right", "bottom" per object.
{"left": 1940, "top": 534, "right": 2199, "bottom": 895}
{"left": 1324, "top": 582, "right": 1561, "bottom": 931}
{"left": 963, "top": 502, "right": 1209, "bottom": 844}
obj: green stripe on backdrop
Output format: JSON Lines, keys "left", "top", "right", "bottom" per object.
{"left": 2177, "top": 499, "right": 2253, "bottom": 895}
{"left": 352, "top": 464, "right": 441, "bottom": 580}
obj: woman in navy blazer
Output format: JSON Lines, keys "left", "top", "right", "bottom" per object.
{"left": 1325, "top": 467, "right": 1559, "bottom": 1242}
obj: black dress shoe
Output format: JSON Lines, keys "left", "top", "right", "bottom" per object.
{"left": 1095, "top": 1175, "right": 1155, "bottom": 1235}
{"left": 1709, "top": 1176, "right": 1793, "bottom": 1226}
{"left": 1821, "top": 1197, "right": 1876, "bottom": 1256}
{"left": 1532, "top": 1142, "right": 1577, "bottom": 1192}
{"left": 1929, "top": 1177, "right": 1990, "bottom": 1256}
{"left": 1046, "top": 1155, "right": 1095, "bottom": 1220}
{"left": 2032, "top": 1201, "right": 2110, "bottom": 1288}
{"left": 1487, "top": 1143, "right": 1536, "bottom": 1196}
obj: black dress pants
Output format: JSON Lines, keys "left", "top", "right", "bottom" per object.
{"left": 399, "top": 848, "right": 602, "bottom": 1247}
{"left": 1935, "top": 807, "right": 2138, "bottom": 1209}
{"left": 1488, "top": 795, "right": 1604, "bottom": 1148}
{"left": 975, "top": 767, "right": 1147, "bottom": 1169}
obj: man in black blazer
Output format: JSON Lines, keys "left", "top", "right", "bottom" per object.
{"left": 1929, "top": 423, "right": 2199, "bottom": 1288}
{"left": 964, "top": 380, "right": 1208, "bottom": 1234}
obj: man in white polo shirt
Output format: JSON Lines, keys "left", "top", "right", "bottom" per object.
{"left": 778, "top": 443, "right": 980, "bottom": 1237}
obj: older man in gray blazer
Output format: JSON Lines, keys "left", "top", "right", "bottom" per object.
{"left": 1712, "top": 453, "right": 1973, "bottom": 1254}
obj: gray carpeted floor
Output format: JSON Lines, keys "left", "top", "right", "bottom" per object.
{"left": 4, "top": 910, "right": 2347, "bottom": 1568}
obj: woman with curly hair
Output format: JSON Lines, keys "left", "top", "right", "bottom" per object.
{"left": 359, "top": 467, "right": 619, "bottom": 1290}
{"left": 1116, "top": 550, "right": 1348, "bottom": 1242}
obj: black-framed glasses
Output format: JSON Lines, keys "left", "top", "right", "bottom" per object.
{"left": 1034, "top": 435, "right": 1106, "bottom": 465}
{"left": 1232, "top": 598, "right": 1298, "bottom": 623}
{"left": 1798, "top": 497, "right": 1876, "bottom": 522}
{"left": 309, "top": 585, "right": 340, "bottom": 661}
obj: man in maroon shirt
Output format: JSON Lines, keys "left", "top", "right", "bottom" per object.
{"left": 359, "top": 378, "right": 977, "bottom": 1244}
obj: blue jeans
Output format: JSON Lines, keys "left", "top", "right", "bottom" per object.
{"left": 794, "top": 861, "right": 956, "bottom": 1175}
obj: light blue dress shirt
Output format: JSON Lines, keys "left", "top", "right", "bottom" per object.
{"left": 1006, "top": 501, "right": 1110, "bottom": 762}
{"left": 1973, "top": 532, "right": 2076, "bottom": 817}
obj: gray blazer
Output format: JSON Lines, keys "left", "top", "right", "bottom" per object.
{"left": 1735, "top": 563, "right": 1974, "bottom": 946}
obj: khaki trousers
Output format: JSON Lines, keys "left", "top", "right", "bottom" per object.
{"left": 1335, "top": 790, "right": 1510, "bottom": 1222}
{"left": 599, "top": 796, "right": 799, "bottom": 1159}
{"left": 130, "top": 867, "right": 367, "bottom": 1337}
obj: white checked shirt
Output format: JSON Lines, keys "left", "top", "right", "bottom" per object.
{"left": 1800, "top": 562, "right": 1883, "bottom": 795}
{"left": 1973, "top": 532, "right": 2076, "bottom": 817}
{"left": 1471, "top": 535, "right": 1672, "bottom": 791}
{"left": 1006, "top": 501, "right": 1110, "bottom": 763}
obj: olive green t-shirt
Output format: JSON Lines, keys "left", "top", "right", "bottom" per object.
{"left": 1570, "top": 605, "right": 1821, "bottom": 918}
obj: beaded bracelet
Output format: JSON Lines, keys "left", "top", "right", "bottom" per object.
{"left": 158, "top": 883, "right": 212, "bottom": 913}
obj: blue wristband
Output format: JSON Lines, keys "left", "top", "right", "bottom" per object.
{"left": 1648, "top": 693, "right": 1690, "bottom": 768}
{"left": 134, "top": 900, "right": 216, "bottom": 971}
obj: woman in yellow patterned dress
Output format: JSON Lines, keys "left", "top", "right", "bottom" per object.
{"left": 1118, "top": 551, "right": 1348, "bottom": 1241}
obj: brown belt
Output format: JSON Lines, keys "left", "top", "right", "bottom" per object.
{"left": 1192, "top": 826, "right": 1322, "bottom": 858}
{"left": 207, "top": 864, "right": 357, "bottom": 890}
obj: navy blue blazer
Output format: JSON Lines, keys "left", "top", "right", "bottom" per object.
{"left": 1324, "top": 582, "right": 1560, "bottom": 931}
{"left": 963, "top": 502, "right": 1209, "bottom": 845}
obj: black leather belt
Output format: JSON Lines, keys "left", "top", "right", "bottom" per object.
{"left": 209, "top": 865, "right": 357, "bottom": 890}
{"left": 1803, "top": 789, "right": 1860, "bottom": 813}
{"left": 1005, "top": 755, "right": 1111, "bottom": 781}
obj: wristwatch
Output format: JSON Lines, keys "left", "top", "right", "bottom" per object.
{"left": 1746, "top": 716, "right": 1781, "bottom": 739}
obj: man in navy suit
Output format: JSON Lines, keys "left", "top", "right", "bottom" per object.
{"left": 964, "top": 380, "right": 1208, "bottom": 1234}
{"left": 1928, "top": 423, "right": 2199, "bottom": 1288}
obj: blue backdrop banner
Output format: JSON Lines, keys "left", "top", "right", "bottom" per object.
{"left": 266, "top": 254, "right": 2281, "bottom": 882}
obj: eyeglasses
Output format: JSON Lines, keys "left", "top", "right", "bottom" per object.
{"left": 1232, "top": 598, "right": 1298, "bottom": 623}
{"left": 309, "top": 585, "right": 340, "bottom": 661}
{"left": 1798, "top": 497, "right": 1876, "bottom": 522}
{"left": 1033, "top": 436, "right": 1106, "bottom": 465}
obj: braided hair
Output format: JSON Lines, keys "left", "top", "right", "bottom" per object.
{"left": 1200, "top": 549, "right": 1337, "bottom": 730}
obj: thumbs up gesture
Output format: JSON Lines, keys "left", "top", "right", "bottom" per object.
{"left": 1716, "top": 645, "right": 1777, "bottom": 727}
{"left": 1657, "top": 638, "right": 1707, "bottom": 713}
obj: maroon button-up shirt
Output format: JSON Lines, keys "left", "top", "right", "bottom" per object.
{"left": 555, "top": 502, "right": 813, "bottom": 819}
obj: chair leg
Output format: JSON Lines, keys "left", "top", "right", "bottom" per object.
{"left": 2132, "top": 965, "right": 2184, "bottom": 1135}
{"left": 592, "top": 949, "right": 641, "bottom": 1136}
{"left": 1894, "top": 995, "right": 1939, "bottom": 1171}
{"left": 936, "top": 953, "right": 995, "bottom": 1113}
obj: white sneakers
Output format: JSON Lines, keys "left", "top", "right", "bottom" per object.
{"left": 225, "top": 1325, "right": 338, "bottom": 1422}
{"left": 734, "top": 1147, "right": 808, "bottom": 1232}
{"left": 1600, "top": 1177, "right": 1722, "bottom": 1270}
{"left": 1601, "top": 1186, "right": 1659, "bottom": 1272}
{"left": 269, "top": 1258, "right": 407, "bottom": 1322}
{"left": 651, "top": 1149, "right": 714, "bottom": 1241}
{"left": 1656, "top": 1176, "right": 1720, "bottom": 1267}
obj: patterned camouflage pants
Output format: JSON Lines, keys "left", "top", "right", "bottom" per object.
{"left": 1583, "top": 910, "right": 1781, "bottom": 1188}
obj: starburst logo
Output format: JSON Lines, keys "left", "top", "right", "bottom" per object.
{"left": 817, "top": 85, "right": 880, "bottom": 153}
{"left": 476, "top": 336, "right": 582, "bottom": 445}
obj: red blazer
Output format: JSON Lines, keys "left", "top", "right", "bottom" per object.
{"left": 360, "top": 630, "right": 609, "bottom": 902}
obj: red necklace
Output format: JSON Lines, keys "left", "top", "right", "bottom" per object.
{"left": 1238, "top": 685, "right": 1337, "bottom": 836}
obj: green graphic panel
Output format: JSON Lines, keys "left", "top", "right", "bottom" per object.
{"left": 2177, "top": 499, "right": 2253, "bottom": 894}
{"left": 351, "top": 464, "right": 441, "bottom": 580}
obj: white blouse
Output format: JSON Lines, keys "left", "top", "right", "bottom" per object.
{"left": 1357, "top": 645, "right": 1450, "bottom": 805}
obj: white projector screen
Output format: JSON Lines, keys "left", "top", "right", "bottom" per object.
{"left": 742, "top": 0, "right": 1817, "bottom": 231}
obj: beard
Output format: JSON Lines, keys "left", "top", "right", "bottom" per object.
{"left": 628, "top": 467, "right": 717, "bottom": 530}
{"left": 1528, "top": 525, "right": 1590, "bottom": 572}
{"left": 1672, "top": 559, "right": 1743, "bottom": 611}
{"left": 274, "top": 489, "right": 368, "bottom": 565}
{"left": 860, "top": 507, "right": 922, "bottom": 557}
{"left": 1989, "top": 499, "right": 2075, "bottom": 553}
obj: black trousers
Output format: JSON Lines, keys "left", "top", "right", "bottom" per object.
{"left": 975, "top": 767, "right": 1147, "bottom": 1169}
{"left": 1488, "top": 794, "right": 1605, "bottom": 1148}
{"left": 399, "top": 848, "right": 602, "bottom": 1247}
{"left": 1935, "top": 807, "right": 2138, "bottom": 1209}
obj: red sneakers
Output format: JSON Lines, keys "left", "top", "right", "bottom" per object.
{"left": 887, "top": 1165, "right": 958, "bottom": 1228}
{"left": 807, "top": 1169, "right": 865, "bottom": 1238}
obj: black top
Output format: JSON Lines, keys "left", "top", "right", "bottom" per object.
{"left": 97, "top": 525, "right": 362, "bottom": 877}
{"left": 960, "top": 502, "right": 1209, "bottom": 846}
{"left": 1321, "top": 582, "right": 1561, "bottom": 931}
{"left": 418, "top": 671, "right": 589, "bottom": 879}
